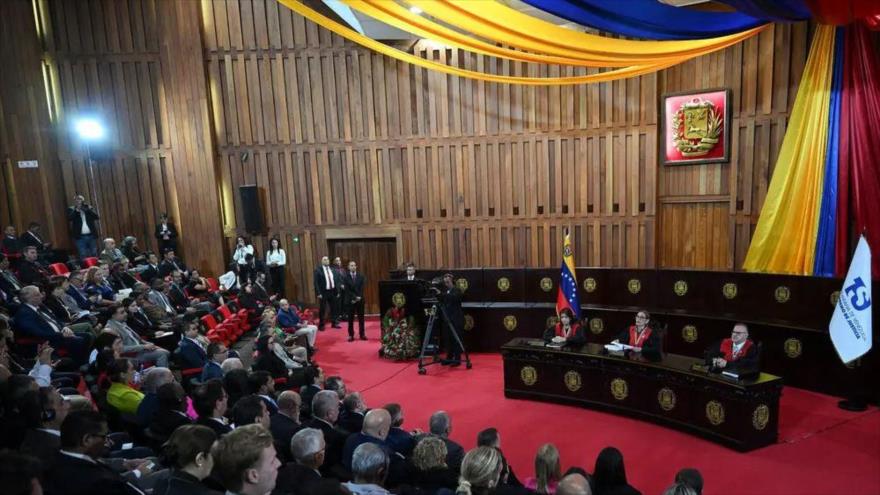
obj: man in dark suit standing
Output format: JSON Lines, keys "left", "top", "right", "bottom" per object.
{"left": 313, "top": 256, "right": 341, "bottom": 330}
{"left": 44, "top": 410, "right": 145, "bottom": 495}
{"left": 17, "top": 246, "right": 50, "bottom": 287}
{"left": 154, "top": 213, "right": 178, "bottom": 255}
{"left": 67, "top": 194, "right": 100, "bottom": 259}
{"left": 438, "top": 273, "right": 464, "bottom": 365}
{"left": 343, "top": 260, "right": 366, "bottom": 342}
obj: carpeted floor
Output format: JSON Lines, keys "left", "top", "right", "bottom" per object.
{"left": 312, "top": 317, "right": 880, "bottom": 495}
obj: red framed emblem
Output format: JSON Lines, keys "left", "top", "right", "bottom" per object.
{"left": 663, "top": 89, "right": 731, "bottom": 165}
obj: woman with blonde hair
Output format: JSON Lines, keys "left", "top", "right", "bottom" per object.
{"left": 456, "top": 446, "right": 503, "bottom": 495}
{"left": 410, "top": 436, "right": 457, "bottom": 493}
{"left": 525, "top": 443, "right": 562, "bottom": 494}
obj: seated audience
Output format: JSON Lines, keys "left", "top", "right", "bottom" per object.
{"left": 221, "top": 357, "right": 244, "bottom": 374}
{"left": 409, "top": 436, "right": 457, "bottom": 493}
{"left": 0, "top": 253, "right": 24, "bottom": 303}
{"left": 0, "top": 451, "right": 43, "bottom": 495}
{"left": 85, "top": 266, "right": 118, "bottom": 306}
{"left": 14, "top": 285, "right": 93, "bottom": 365}
{"left": 674, "top": 468, "right": 703, "bottom": 495}
{"left": 543, "top": 309, "right": 585, "bottom": 347}
{"left": 17, "top": 246, "right": 50, "bottom": 287}
{"left": 148, "top": 382, "right": 191, "bottom": 439}
{"left": 342, "top": 409, "right": 396, "bottom": 471}
{"left": 339, "top": 392, "right": 367, "bottom": 434}
{"left": 19, "top": 221, "right": 52, "bottom": 253}
{"left": 592, "top": 447, "right": 640, "bottom": 495}
{"left": 109, "top": 259, "right": 139, "bottom": 291}
{"left": 1, "top": 225, "right": 22, "bottom": 255}
{"left": 177, "top": 318, "right": 209, "bottom": 369}
{"left": 271, "top": 390, "right": 303, "bottom": 463}
{"left": 65, "top": 270, "right": 94, "bottom": 311}
{"left": 120, "top": 236, "right": 147, "bottom": 266}
{"left": 193, "top": 379, "right": 232, "bottom": 437}
{"left": 224, "top": 368, "right": 251, "bottom": 409}
{"left": 158, "top": 248, "right": 189, "bottom": 280}
{"left": 556, "top": 474, "right": 592, "bottom": 495}
{"left": 232, "top": 394, "right": 272, "bottom": 429}
{"left": 99, "top": 237, "right": 125, "bottom": 265}
{"left": 106, "top": 358, "right": 144, "bottom": 416}
{"left": 344, "top": 443, "right": 394, "bottom": 495}
{"left": 428, "top": 411, "right": 465, "bottom": 474}
{"left": 706, "top": 323, "right": 758, "bottom": 372}
{"left": 44, "top": 410, "right": 144, "bottom": 494}
{"left": 476, "top": 427, "right": 521, "bottom": 488}
{"left": 299, "top": 366, "right": 323, "bottom": 419}
{"left": 153, "top": 424, "right": 220, "bottom": 495}
{"left": 383, "top": 403, "right": 416, "bottom": 457}
{"left": 46, "top": 276, "right": 96, "bottom": 330}
{"left": 141, "top": 253, "right": 161, "bottom": 284}
{"left": 455, "top": 446, "right": 504, "bottom": 495}
{"left": 201, "top": 342, "right": 228, "bottom": 382}
{"left": 249, "top": 370, "right": 279, "bottom": 414}
{"left": 212, "top": 424, "right": 281, "bottom": 495}
{"left": 525, "top": 444, "right": 562, "bottom": 495}
{"left": 19, "top": 386, "right": 71, "bottom": 461}
{"left": 106, "top": 303, "right": 170, "bottom": 368}
{"left": 611, "top": 311, "right": 659, "bottom": 354}
{"left": 662, "top": 483, "right": 697, "bottom": 495}
{"left": 277, "top": 298, "right": 319, "bottom": 351}
{"left": 136, "top": 366, "right": 174, "bottom": 426}
{"left": 305, "top": 389, "right": 349, "bottom": 478}
{"left": 274, "top": 427, "right": 327, "bottom": 495}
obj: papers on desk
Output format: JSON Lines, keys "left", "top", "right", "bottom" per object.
{"left": 604, "top": 342, "right": 634, "bottom": 352}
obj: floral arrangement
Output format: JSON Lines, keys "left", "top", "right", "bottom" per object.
{"left": 380, "top": 307, "right": 421, "bottom": 360}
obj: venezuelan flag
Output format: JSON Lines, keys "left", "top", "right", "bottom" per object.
{"left": 557, "top": 230, "right": 581, "bottom": 319}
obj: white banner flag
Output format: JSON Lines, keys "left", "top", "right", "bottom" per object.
{"left": 829, "top": 236, "right": 873, "bottom": 363}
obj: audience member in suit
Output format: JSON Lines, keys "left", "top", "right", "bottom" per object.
{"left": 0, "top": 252, "right": 24, "bottom": 297}
{"left": 148, "top": 278, "right": 181, "bottom": 320}
{"left": 200, "top": 342, "right": 227, "bottom": 383}
{"left": 136, "top": 367, "right": 175, "bottom": 427}
{"left": 427, "top": 411, "right": 464, "bottom": 475}
{"left": 253, "top": 271, "right": 276, "bottom": 304}
{"left": 383, "top": 403, "right": 416, "bottom": 457}
{"left": 169, "top": 270, "right": 212, "bottom": 315}
{"left": 155, "top": 213, "right": 178, "bottom": 255}
{"left": 299, "top": 367, "right": 323, "bottom": 420}
{"left": 19, "top": 222, "right": 52, "bottom": 253}
{"left": 148, "top": 382, "right": 192, "bottom": 439}
{"left": 270, "top": 391, "right": 303, "bottom": 463}
{"left": 176, "top": 319, "right": 208, "bottom": 369}
{"left": 273, "top": 427, "right": 326, "bottom": 495}
{"left": 437, "top": 274, "right": 465, "bottom": 365}
{"left": 192, "top": 379, "right": 232, "bottom": 437}
{"left": 343, "top": 261, "right": 366, "bottom": 342}
{"left": 152, "top": 424, "right": 221, "bottom": 495}
{"left": 1, "top": 225, "right": 22, "bottom": 255}
{"left": 476, "top": 427, "right": 523, "bottom": 489}
{"left": 19, "top": 387, "right": 70, "bottom": 463}
{"left": 338, "top": 392, "right": 366, "bottom": 435}
{"left": 706, "top": 323, "right": 759, "bottom": 373}
{"left": 407, "top": 436, "right": 458, "bottom": 494}
{"left": 67, "top": 194, "right": 100, "bottom": 259}
{"left": 44, "top": 410, "right": 145, "bottom": 495}
{"left": 14, "top": 285, "right": 93, "bottom": 364}
{"left": 341, "top": 409, "right": 408, "bottom": 487}
{"left": 141, "top": 253, "right": 161, "bottom": 284}
{"left": 109, "top": 260, "right": 138, "bottom": 291}
{"left": 239, "top": 253, "right": 260, "bottom": 286}
{"left": 249, "top": 370, "right": 279, "bottom": 415}
{"left": 313, "top": 256, "right": 341, "bottom": 330}
{"left": 107, "top": 303, "right": 171, "bottom": 367}
{"left": 126, "top": 295, "right": 161, "bottom": 339}
{"left": 304, "top": 390, "right": 350, "bottom": 479}
{"left": 158, "top": 248, "right": 188, "bottom": 280}
{"left": 230, "top": 394, "right": 271, "bottom": 430}
{"left": 593, "top": 447, "right": 641, "bottom": 495}
{"left": 612, "top": 310, "right": 660, "bottom": 355}
{"left": 99, "top": 237, "right": 125, "bottom": 265}
{"left": 120, "top": 236, "right": 147, "bottom": 266}
{"left": 17, "top": 246, "right": 50, "bottom": 287}
{"left": 65, "top": 270, "right": 93, "bottom": 311}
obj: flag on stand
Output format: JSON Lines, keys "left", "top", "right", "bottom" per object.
{"left": 556, "top": 230, "right": 581, "bottom": 319}
{"left": 829, "top": 235, "right": 873, "bottom": 363}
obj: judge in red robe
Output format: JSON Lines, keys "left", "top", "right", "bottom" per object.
{"left": 543, "top": 308, "right": 586, "bottom": 346}
{"left": 613, "top": 310, "right": 660, "bottom": 353}
{"left": 707, "top": 323, "right": 758, "bottom": 371}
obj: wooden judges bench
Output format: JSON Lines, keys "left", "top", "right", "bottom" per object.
{"left": 501, "top": 339, "right": 783, "bottom": 451}
{"left": 380, "top": 268, "right": 878, "bottom": 401}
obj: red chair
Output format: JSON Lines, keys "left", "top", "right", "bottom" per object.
{"left": 206, "top": 277, "right": 220, "bottom": 292}
{"left": 48, "top": 263, "right": 70, "bottom": 276}
{"left": 217, "top": 305, "right": 246, "bottom": 333}
{"left": 201, "top": 314, "right": 235, "bottom": 346}
{"left": 83, "top": 257, "right": 99, "bottom": 268}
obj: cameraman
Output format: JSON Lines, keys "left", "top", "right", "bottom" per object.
{"left": 67, "top": 194, "right": 100, "bottom": 258}
{"left": 436, "top": 273, "right": 464, "bottom": 366}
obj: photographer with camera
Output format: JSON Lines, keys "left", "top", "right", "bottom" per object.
{"left": 436, "top": 273, "right": 464, "bottom": 367}
{"left": 67, "top": 194, "right": 100, "bottom": 259}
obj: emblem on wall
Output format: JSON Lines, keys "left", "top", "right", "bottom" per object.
{"left": 657, "top": 387, "right": 677, "bottom": 411}
{"left": 663, "top": 89, "right": 730, "bottom": 165}
{"left": 564, "top": 371, "right": 582, "bottom": 392}
{"left": 774, "top": 286, "right": 790, "bottom": 303}
{"left": 627, "top": 279, "right": 642, "bottom": 295}
{"left": 583, "top": 277, "right": 597, "bottom": 293}
{"left": 752, "top": 404, "right": 770, "bottom": 431}
{"left": 503, "top": 315, "right": 517, "bottom": 332}
{"left": 706, "top": 400, "right": 725, "bottom": 426}
{"left": 497, "top": 277, "right": 511, "bottom": 292}
{"left": 610, "top": 378, "right": 628, "bottom": 400}
{"left": 681, "top": 325, "right": 698, "bottom": 343}
{"left": 722, "top": 282, "right": 738, "bottom": 299}
{"left": 391, "top": 292, "right": 406, "bottom": 308}
{"left": 540, "top": 277, "right": 554, "bottom": 292}
{"left": 520, "top": 366, "right": 537, "bottom": 386}
{"left": 673, "top": 280, "right": 688, "bottom": 296}
{"left": 455, "top": 278, "right": 469, "bottom": 292}
{"left": 464, "top": 314, "right": 474, "bottom": 331}
{"left": 784, "top": 338, "right": 802, "bottom": 358}
{"left": 589, "top": 318, "right": 604, "bottom": 334}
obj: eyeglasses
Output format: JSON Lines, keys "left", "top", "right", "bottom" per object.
{"left": 732, "top": 331, "right": 748, "bottom": 335}
{"left": 635, "top": 315, "right": 648, "bottom": 320}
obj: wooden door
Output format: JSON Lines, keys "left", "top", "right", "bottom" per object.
{"left": 328, "top": 238, "right": 397, "bottom": 315}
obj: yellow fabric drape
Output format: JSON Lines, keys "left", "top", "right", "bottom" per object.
{"left": 276, "top": 0, "right": 678, "bottom": 85}
{"left": 404, "top": 0, "right": 766, "bottom": 64}
{"left": 743, "top": 25, "right": 836, "bottom": 274}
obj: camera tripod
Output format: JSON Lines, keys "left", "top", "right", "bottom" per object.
{"left": 417, "top": 297, "right": 472, "bottom": 374}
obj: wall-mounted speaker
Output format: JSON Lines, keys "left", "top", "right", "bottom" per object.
{"left": 239, "top": 185, "right": 264, "bottom": 234}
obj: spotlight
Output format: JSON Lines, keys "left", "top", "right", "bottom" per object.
{"left": 409, "top": 5, "right": 423, "bottom": 15}
{"left": 73, "top": 117, "right": 106, "bottom": 141}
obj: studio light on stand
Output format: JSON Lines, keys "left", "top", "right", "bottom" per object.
{"left": 72, "top": 115, "right": 107, "bottom": 214}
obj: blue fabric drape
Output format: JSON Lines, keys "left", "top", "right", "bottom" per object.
{"left": 716, "top": 0, "right": 811, "bottom": 22}
{"left": 813, "top": 28, "right": 845, "bottom": 276}
{"left": 519, "top": 0, "right": 765, "bottom": 40}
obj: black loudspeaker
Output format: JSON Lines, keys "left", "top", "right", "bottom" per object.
{"left": 239, "top": 185, "right": 264, "bottom": 233}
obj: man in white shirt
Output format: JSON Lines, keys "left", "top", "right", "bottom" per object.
{"left": 66, "top": 194, "right": 100, "bottom": 258}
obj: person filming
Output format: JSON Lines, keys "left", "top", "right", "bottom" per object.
{"left": 436, "top": 273, "right": 464, "bottom": 367}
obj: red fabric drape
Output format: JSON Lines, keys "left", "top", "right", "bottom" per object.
{"left": 805, "top": 0, "right": 880, "bottom": 25}
{"left": 835, "top": 24, "right": 880, "bottom": 277}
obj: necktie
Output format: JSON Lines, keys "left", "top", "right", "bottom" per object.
{"left": 38, "top": 307, "right": 62, "bottom": 333}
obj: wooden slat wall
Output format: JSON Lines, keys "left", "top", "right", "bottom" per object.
{"left": 203, "top": 0, "right": 660, "bottom": 300}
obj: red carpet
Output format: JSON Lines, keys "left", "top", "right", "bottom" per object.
{"left": 316, "top": 318, "right": 880, "bottom": 495}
